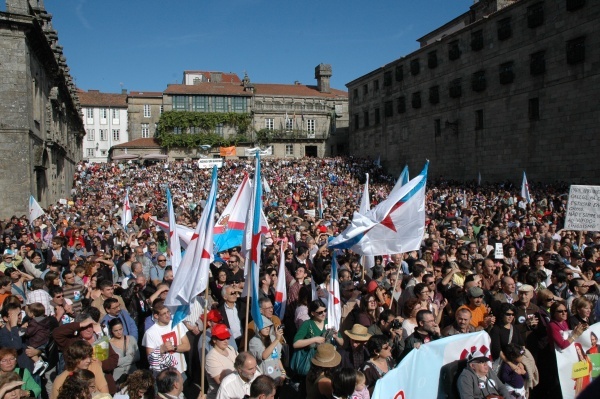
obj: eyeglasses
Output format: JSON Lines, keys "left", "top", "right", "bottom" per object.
{"left": 504, "top": 313, "right": 515, "bottom": 316}
{"left": 158, "top": 259, "right": 167, "bottom": 262}
{"left": 314, "top": 310, "right": 327, "bottom": 315}
{"left": 555, "top": 309, "right": 567, "bottom": 314}
{"left": 381, "top": 345, "right": 391, "bottom": 350}
{"left": 546, "top": 298, "right": 555, "bottom": 303}
{"left": 262, "top": 306, "right": 274, "bottom": 311}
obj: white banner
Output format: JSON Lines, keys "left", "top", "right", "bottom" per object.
{"left": 244, "top": 146, "right": 272, "bottom": 157}
{"left": 564, "top": 185, "right": 600, "bottom": 231}
{"left": 555, "top": 322, "right": 600, "bottom": 399}
{"left": 197, "top": 158, "right": 223, "bottom": 169}
{"left": 372, "top": 331, "right": 491, "bottom": 399}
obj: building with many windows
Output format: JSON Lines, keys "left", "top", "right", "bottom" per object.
{"left": 346, "top": 0, "right": 599, "bottom": 182}
{"left": 79, "top": 90, "right": 128, "bottom": 162}
{"left": 0, "top": 0, "right": 84, "bottom": 217}
{"left": 127, "top": 91, "right": 163, "bottom": 141}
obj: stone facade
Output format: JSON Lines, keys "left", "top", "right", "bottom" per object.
{"left": 0, "top": 0, "right": 84, "bottom": 218}
{"left": 347, "top": 0, "right": 599, "bottom": 183}
{"left": 127, "top": 91, "right": 163, "bottom": 141}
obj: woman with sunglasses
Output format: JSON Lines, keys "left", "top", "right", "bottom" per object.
{"left": 361, "top": 335, "right": 395, "bottom": 396}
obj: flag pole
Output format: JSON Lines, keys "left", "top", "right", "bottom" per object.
{"left": 244, "top": 277, "right": 251, "bottom": 351}
{"left": 200, "top": 287, "right": 209, "bottom": 394}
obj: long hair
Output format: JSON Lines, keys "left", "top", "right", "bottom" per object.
{"left": 122, "top": 370, "right": 155, "bottom": 399}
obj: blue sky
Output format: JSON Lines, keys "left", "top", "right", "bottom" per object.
{"left": 39, "top": 0, "right": 473, "bottom": 93}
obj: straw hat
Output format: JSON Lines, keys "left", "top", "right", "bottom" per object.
{"left": 344, "top": 324, "right": 372, "bottom": 342}
{"left": 311, "top": 343, "right": 341, "bottom": 367}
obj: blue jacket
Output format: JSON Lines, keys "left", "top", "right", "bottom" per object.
{"left": 101, "top": 310, "right": 139, "bottom": 340}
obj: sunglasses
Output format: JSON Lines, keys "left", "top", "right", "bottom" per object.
{"left": 555, "top": 309, "right": 567, "bottom": 314}
{"left": 314, "top": 310, "right": 327, "bottom": 315}
{"left": 504, "top": 313, "right": 515, "bottom": 316}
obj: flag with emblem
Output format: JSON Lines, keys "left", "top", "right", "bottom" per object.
{"left": 273, "top": 242, "right": 287, "bottom": 320}
{"left": 328, "top": 161, "right": 429, "bottom": 256}
{"left": 326, "top": 252, "right": 341, "bottom": 331}
{"left": 521, "top": 171, "right": 532, "bottom": 203}
{"left": 122, "top": 188, "right": 132, "bottom": 231}
{"left": 28, "top": 195, "right": 45, "bottom": 225}
{"left": 166, "top": 188, "right": 182, "bottom": 276}
{"left": 165, "top": 166, "right": 218, "bottom": 327}
{"left": 214, "top": 174, "right": 251, "bottom": 253}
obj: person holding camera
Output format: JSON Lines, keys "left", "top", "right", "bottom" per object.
{"left": 248, "top": 316, "right": 285, "bottom": 383}
{"left": 367, "top": 310, "right": 404, "bottom": 362}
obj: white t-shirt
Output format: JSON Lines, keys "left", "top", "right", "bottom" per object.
{"left": 216, "top": 370, "right": 261, "bottom": 399}
{"left": 142, "top": 321, "right": 188, "bottom": 374}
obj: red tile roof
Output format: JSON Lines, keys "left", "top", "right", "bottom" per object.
{"left": 253, "top": 84, "right": 347, "bottom": 99}
{"left": 112, "top": 138, "right": 161, "bottom": 149}
{"left": 183, "top": 71, "right": 242, "bottom": 84}
{"left": 128, "top": 91, "right": 163, "bottom": 98}
{"left": 164, "top": 83, "right": 253, "bottom": 96}
{"left": 79, "top": 90, "right": 127, "bottom": 107}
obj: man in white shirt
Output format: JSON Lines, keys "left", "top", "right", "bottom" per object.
{"left": 216, "top": 352, "right": 261, "bottom": 399}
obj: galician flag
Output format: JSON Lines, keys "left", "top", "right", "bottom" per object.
{"left": 326, "top": 252, "right": 341, "bottom": 331}
{"left": 214, "top": 174, "right": 251, "bottom": 253}
{"left": 166, "top": 188, "right": 182, "bottom": 276}
{"left": 28, "top": 195, "right": 45, "bottom": 225}
{"left": 521, "top": 171, "right": 532, "bottom": 203}
{"left": 393, "top": 165, "right": 409, "bottom": 194}
{"left": 243, "top": 152, "right": 264, "bottom": 331}
{"left": 317, "top": 185, "right": 324, "bottom": 219}
{"left": 122, "top": 188, "right": 132, "bottom": 230}
{"left": 329, "top": 161, "right": 429, "bottom": 256}
{"left": 359, "top": 174, "right": 375, "bottom": 269}
{"left": 273, "top": 242, "right": 287, "bottom": 320}
{"left": 151, "top": 217, "right": 194, "bottom": 249}
{"left": 165, "top": 166, "right": 218, "bottom": 327}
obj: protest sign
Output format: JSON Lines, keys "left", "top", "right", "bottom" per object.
{"left": 564, "top": 185, "right": 600, "bottom": 231}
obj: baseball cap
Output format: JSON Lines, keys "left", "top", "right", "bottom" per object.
{"left": 211, "top": 323, "right": 231, "bottom": 340}
{"left": 206, "top": 309, "right": 222, "bottom": 323}
{"left": 468, "top": 286, "right": 484, "bottom": 298}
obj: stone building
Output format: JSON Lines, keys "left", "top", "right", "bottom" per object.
{"left": 113, "top": 65, "right": 348, "bottom": 160}
{"left": 347, "top": 0, "right": 599, "bottom": 183}
{"left": 79, "top": 89, "right": 128, "bottom": 163}
{"left": 0, "top": 0, "right": 84, "bottom": 218}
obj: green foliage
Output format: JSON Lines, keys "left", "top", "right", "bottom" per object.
{"left": 157, "top": 111, "right": 252, "bottom": 148}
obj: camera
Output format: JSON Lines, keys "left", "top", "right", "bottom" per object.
{"left": 277, "top": 325, "right": 285, "bottom": 331}
{"left": 390, "top": 319, "right": 402, "bottom": 330}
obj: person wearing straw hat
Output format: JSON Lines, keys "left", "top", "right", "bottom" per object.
{"left": 306, "top": 343, "right": 341, "bottom": 399}
{"left": 339, "top": 324, "right": 371, "bottom": 369}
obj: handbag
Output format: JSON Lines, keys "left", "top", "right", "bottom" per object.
{"left": 290, "top": 322, "right": 317, "bottom": 376}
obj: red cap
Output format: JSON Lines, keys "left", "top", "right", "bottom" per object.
{"left": 318, "top": 225, "right": 328, "bottom": 233}
{"left": 367, "top": 280, "right": 379, "bottom": 294}
{"left": 211, "top": 323, "right": 231, "bottom": 340}
{"left": 206, "top": 309, "right": 222, "bottom": 323}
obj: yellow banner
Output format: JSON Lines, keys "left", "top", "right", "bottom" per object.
{"left": 571, "top": 360, "right": 590, "bottom": 379}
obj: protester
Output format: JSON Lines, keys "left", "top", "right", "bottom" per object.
{"left": 216, "top": 352, "right": 261, "bottom": 399}
{"left": 108, "top": 318, "right": 139, "bottom": 383}
{"left": 361, "top": 335, "right": 394, "bottom": 396}
{"left": 205, "top": 324, "right": 238, "bottom": 399}
{"left": 457, "top": 351, "right": 511, "bottom": 399}
{"left": 305, "top": 343, "right": 341, "bottom": 399}
{"left": 0, "top": 349, "right": 40, "bottom": 399}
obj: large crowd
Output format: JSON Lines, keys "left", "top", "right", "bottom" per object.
{"left": 0, "top": 156, "right": 598, "bottom": 399}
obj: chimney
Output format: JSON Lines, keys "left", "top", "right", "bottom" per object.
{"left": 315, "top": 64, "right": 332, "bottom": 93}
{"left": 6, "top": 0, "right": 30, "bottom": 14}
{"left": 212, "top": 72, "right": 222, "bottom": 83}
{"left": 121, "top": 89, "right": 127, "bottom": 94}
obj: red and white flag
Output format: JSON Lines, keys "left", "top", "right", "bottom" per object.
{"left": 122, "top": 188, "right": 132, "bottom": 230}
{"left": 166, "top": 188, "right": 182, "bottom": 276}
{"left": 326, "top": 255, "right": 341, "bottom": 331}
{"left": 273, "top": 242, "right": 287, "bottom": 320}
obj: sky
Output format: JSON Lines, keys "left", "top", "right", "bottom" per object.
{"left": 35, "top": 0, "right": 474, "bottom": 94}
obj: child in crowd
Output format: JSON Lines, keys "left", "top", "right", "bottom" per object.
{"left": 352, "top": 370, "right": 370, "bottom": 399}
{"left": 74, "top": 265, "right": 86, "bottom": 286}
{"left": 23, "top": 302, "right": 56, "bottom": 375}
{"left": 499, "top": 343, "right": 529, "bottom": 399}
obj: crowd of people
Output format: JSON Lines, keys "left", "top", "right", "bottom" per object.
{"left": 0, "top": 156, "right": 598, "bottom": 399}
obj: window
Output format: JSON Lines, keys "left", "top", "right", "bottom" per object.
{"left": 429, "top": 86, "right": 440, "bottom": 104}
{"left": 373, "top": 80, "right": 379, "bottom": 93}
{"left": 233, "top": 97, "right": 246, "bottom": 112}
{"left": 363, "top": 84, "right": 368, "bottom": 95}
{"left": 499, "top": 62, "right": 515, "bottom": 84}
{"left": 428, "top": 51, "right": 438, "bottom": 69}
{"left": 449, "top": 79, "right": 462, "bottom": 98}
{"left": 285, "top": 144, "right": 294, "bottom": 156}
{"left": 566, "top": 0, "right": 585, "bottom": 11}
{"left": 384, "top": 101, "right": 393, "bottom": 117}
{"left": 383, "top": 71, "right": 392, "bottom": 87}
{"left": 397, "top": 96, "right": 406, "bottom": 114}
{"left": 215, "top": 123, "right": 224, "bottom": 136}
{"left": 192, "top": 96, "right": 208, "bottom": 112}
{"left": 363, "top": 111, "right": 370, "bottom": 127}
{"left": 86, "top": 148, "right": 94, "bottom": 157}
{"left": 286, "top": 117, "right": 293, "bottom": 131}
{"left": 472, "top": 70, "right": 486, "bottom": 92}
{"left": 395, "top": 65, "right": 404, "bottom": 82}
{"left": 213, "top": 97, "right": 227, "bottom": 112}
{"left": 527, "top": 3, "right": 544, "bottom": 28}
{"left": 143, "top": 104, "right": 151, "bottom": 118}
{"left": 112, "top": 109, "right": 119, "bottom": 120}
{"left": 530, "top": 51, "right": 546, "bottom": 75}
{"left": 141, "top": 123, "right": 149, "bottom": 138}
{"left": 160, "top": 105, "right": 164, "bottom": 114}
{"left": 112, "top": 129, "right": 120, "bottom": 141}
{"left": 173, "top": 96, "right": 187, "bottom": 111}
{"left": 448, "top": 41, "right": 461, "bottom": 61}
{"left": 265, "top": 118, "right": 274, "bottom": 131}
{"left": 567, "top": 36, "right": 585, "bottom": 64}
{"left": 86, "top": 129, "right": 95, "bottom": 141}
{"left": 100, "top": 108, "right": 107, "bottom": 119}
{"left": 475, "top": 109, "right": 484, "bottom": 130}
{"left": 353, "top": 89, "right": 359, "bottom": 103}
{"left": 410, "top": 59, "right": 420, "bottom": 76}
{"left": 497, "top": 17, "right": 512, "bottom": 41}
{"left": 354, "top": 114, "right": 359, "bottom": 129}
{"left": 411, "top": 92, "right": 422, "bottom": 109}
{"left": 434, "top": 119, "right": 441, "bottom": 137}
{"left": 99, "top": 129, "right": 107, "bottom": 141}
{"left": 529, "top": 98, "right": 540, "bottom": 121}
{"left": 86, "top": 108, "right": 93, "bottom": 119}
{"left": 100, "top": 150, "right": 106, "bottom": 156}
{"left": 471, "top": 30, "right": 484, "bottom": 51}
{"left": 374, "top": 108, "right": 380, "bottom": 125}
{"left": 173, "top": 127, "right": 183, "bottom": 135}
{"left": 307, "top": 119, "right": 315, "bottom": 133}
